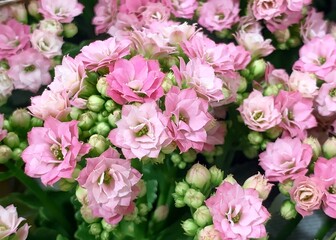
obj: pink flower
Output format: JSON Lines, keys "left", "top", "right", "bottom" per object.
{"left": 172, "top": 58, "right": 224, "bottom": 103}
{"left": 259, "top": 137, "right": 312, "bottom": 182}
{"left": 30, "top": 29, "right": 63, "bottom": 58}
{"left": 38, "top": 0, "right": 84, "bottom": 23}
{"left": 300, "top": 9, "right": 328, "bottom": 43}
{"left": 275, "top": 90, "right": 317, "bottom": 139}
{"left": 203, "top": 120, "right": 226, "bottom": 151}
{"left": 0, "top": 204, "right": 29, "bottom": 240}
{"left": 7, "top": 48, "right": 51, "bottom": 93}
{"left": 198, "top": 0, "right": 240, "bottom": 32}
{"left": 314, "top": 157, "right": 336, "bottom": 218}
{"left": 265, "top": 66, "right": 289, "bottom": 85}
{"left": 162, "top": 0, "right": 197, "bottom": 19}
{"left": 109, "top": 101, "right": 171, "bottom": 159}
{"left": 21, "top": 117, "right": 90, "bottom": 186}
{"left": 28, "top": 90, "right": 71, "bottom": 121}
{"left": 243, "top": 172, "right": 273, "bottom": 200}
{"left": 211, "top": 74, "right": 241, "bottom": 106}
{"left": 287, "top": 0, "right": 312, "bottom": 12}
{"left": 0, "top": 19, "right": 30, "bottom": 59}
{"left": 238, "top": 90, "right": 281, "bottom": 132}
{"left": 140, "top": 2, "right": 171, "bottom": 27}
{"left": 159, "top": 22, "right": 196, "bottom": 46}
{"left": 316, "top": 82, "right": 336, "bottom": 117}
{"left": 265, "top": 10, "right": 303, "bottom": 32}
{"left": 0, "top": 114, "right": 7, "bottom": 141}
{"left": 164, "top": 87, "right": 213, "bottom": 152}
{"left": 106, "top": 55, "right": 164, "bottom": 104}
{"left": 198, "top": 225, "right": 221, "bottom": 240}
{"left": 290, "top": 176, "right": 324, "bottom": 216}
{"left": 77, "top": 148, "right": 141, "bottom": 225}
{"left": 252, "top": 0, "right": 286, "bottom": 20}
{"left": 294, "top": 35, "right": 336, "bottom": 79}
{"left": 92, "top": 0, "right": 118, "bottom": 35}
{"left": 288, "top": 70, "right": 318, "bottom": 98}
{"left": 119, "top": 0, "right": 151, "bottom": 14}
{"left": 205, "top": 182, "right": 270, "bottom": 240}
{"left": 77, "top": 37, "right": 131, "bottom": 71}
{"left": 0, "top": 70, "right": 14, "bottom": 105}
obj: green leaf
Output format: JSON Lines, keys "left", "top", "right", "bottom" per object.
{"left": 146, "top": 180, "right": 158, "bottom": 209}
{"left": 75, "top": 223, "right": 96, "bottom": 240}
{"left": 27, "top": 227, "right": 58, "bottom": 240}
{"left": 0, "top": 171, "right": 13, "bottom": 181}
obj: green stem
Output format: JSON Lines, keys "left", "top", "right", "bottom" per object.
{"left": 327, "top": 231, "right": 336, "bottom": 240}
{"left": 274, "top": 215, "right": 302, "bottom": 240}
{"left": 314, "top": 217, "right": 336, "bottom": 240}
{"left": 5, "top": 161, "right": 72, "bottom": 236}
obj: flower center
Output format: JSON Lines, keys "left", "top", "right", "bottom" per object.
{"left": 329, "top": 88, "right": 336, "bottom": 98}
{"left": 136, "top": 125, "right": 149, "bottom": 137}
{"left": 24, "top": 64, "right": 36, "bottom": 73}
{"left": 50, "top": 144, "right": 64, "bottom": 160}
{"left": 179, "top": 114, "right": 188, "bottom": 122}
{"left": 252, "top": 110, "right": 264, "bottom": 121}
{"left": 328, "top": 185, "right": 336, "bottom": 194}
{"left": 0, "top": 224, "right": 8, "bottom": 231}
{"left": 226, "top": 206, "right": 241, "bottom": 224}
{"left": 318, "top": 57, "right": 326, "bottom": 65}
{"left": 288, "top": 110, "right": 294, "bottom": 120}
{"left": 215, "top": 13, "right": 225, "bottom": 21}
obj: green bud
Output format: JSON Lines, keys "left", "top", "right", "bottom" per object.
{"left": 249, "top": 59, "right": 266, "bottom": 80}
{"left": 10, "top": 109, "right": 31, "bottom": 130}
{"left": 240, "top": 69, "right": 250, "bottom": 78}
{"left": 237, "top": 76, "right": 247, "bottom": 93}
{"left": 28, "top": 0, "right": 41, "bottom": 19}
{"left": 70, "top": 107, "right": 83, "bottom": 120}
{"left": 4, "top": 132, "right": 20, "bottom": 148}
{"left": 153, "top": 205, "right": 169, "bottom": 222}
{"left": 260, "top": 139, "right": 270, "bottom": 151}
{"left": 224, "top": 174, "right": 237, "bottom": 184}
{"left": 58, "top": 179, "right": 74, "bottom": 191}
{"left": 79, "top": 76, "right": 99, "bottom": 99}
{"left": 101, "top": 219, "right": 115, "bottom": 232}
{"left": 280, "top": 200, "right": 297, "bottom": 220}
{"left": 278, "top": 180, "right": 293, "bottom": 196}
{"left": 243, "top": 145, "right": 259, "bottom": 159}
{"left": 174, "top": 195, "right": 186, "bottom": 208}
{"left": 78, "top": 112, "right": 97, "bottom": 130}
{"left": 162, "top": 72, "right": 175, "bottom": 93}
{"left": 89, "top": 223, "right": 102, "bottom": 236}
{"left": 105, "top": 100, "right": 118, "bottom": 112}
{"left": 88, "top": 134, "right": 109, "bottom": 156}
{"left": 63, "top": 23, "right": 78, "bottom": 38}
{"left": 215, "top": 29, "right": 230, "bottom": 39}
{"left": 182, "top": 149, "right": 197, "bottom": 163}
{"left": 186, "top": 163, "right": 211, "bottom": 190}
{"left": 287, "top": 37, "right": 301, "bottom": 48}
{"left": 96, "top": 77, "right": 108, "bottom": 97}
{"left": 97, "top": 113, "right": 108, "bottom": 123}
{"left": 12, "top": 4, "right": 28, "bottom": 23}
{"left": 138, "top": 203, "right": 149, "bottom": 216}
{"left": 175, "top": 181, "right": 190, "bottom": 196}
{"left": 265, "top": 126, "right": 282, "bottom": 139}
{"left": 161, "top": 142, "right": 177, "bottom": 154}
{"left": 178, "top": 161, "right": 187, "bottom": 169}
{"left": 87, "top": 95, "right": 105, "bottom": 112}
{"left": 248, "top": 131, "right": 263, "bottom": 145}
{"left": 171, "top": 153, "right": 182, "bottom": 164}
{"left": 96, "top": 122, "right": 111, "bottom": 137}
{"left": 274, "top": 29, "right": 290, "bottom": 43}
{"left": 264, "top": 85, "right": 279, "bottom": 96}
{"left": 31, "top": 117, "right": 43, "bottom": 127}
{"left": 11, "top": 148, "right": 22, "bottom": 161}
{"left": 0, "top": 145, "right": 12, "bottom": 163}
{"left": 137, "top": 179, "right": 147, "bottom": 198}
{"left": 303, "top": 137, "right": 321, "bottom": 161}
{"left": 3, "top": 120, "right": 11, "bottom": 131}
{"left": 19, "top": 140, "right": 28, "bottom": 149}
{"left": 209, "top": 166, "right": 224, "bottom": 187}
{"left": 181, "top": 218, "right": 199, "bottom": 237}
{"left": 80, "top": 206, "right": 97, "bottom": 224}
{"left": 193, "top": 206, "right": 212, "bottom": 227}
{"left": 75, "top": 186, "right": 88, "bottom": 205}
{"left": 107, "top": 110, "right": 121, "bottom": 128}
{"left": 184, "top": 189, "right": 205, "bottom": 209}
{"left": 322, "top": 137, "right": 336, "bottom": 159}
{"left": 235, "top": 93, "right": 244, "bottom": 105}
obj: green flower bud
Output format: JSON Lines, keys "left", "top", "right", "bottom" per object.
{"left": 303, "top": 137, "right": 321, "bottom": 160}
{"left": 161, "top": 142, "right": 177, "bottom": 154}
{"left": 181, "top": 218, "right": 199, "bottom": 237}
{"left": 171, "top": 153, "right": 182, "bottom": 164}
{"left": 10, "top": 109, "right": 31, "bottom": 130}
{"left": 162, "top": 72, "right": 176, "bottom": 93}
{"left": 193, "top": 206, "right": 211, "bottom": 227}
{"left": 182, "top": 149, "right": 197, "bottom": 163}
{"left": 265, "top": 126, "right": 282, "bottom": 139}
{"left": 260, "top": 139, "right": 270, "bottom": 150}
{"left": 104, "top": 100, "right": 118, "bottom": 112}
{"left": 4, "top": 132, "right": 20, "bottom": 148}
{"left": 87, "top": 95, "right": 105, "bottom": 112}
{"left": 280, "top": 200, "right": 297, "bottom": 220}
{"left": 243, "top": 145, "right": 259, "bottom": 159}
{"left": 287, "top": 37, "right": 301, "bottom": 48}
{"left": 274, "top": 29, "right": 290, "bottom": 43}
{"left": 138, "top": 203, "right": 149, "bottom": 216}
{"left": 97, "top": 112, "right": 108, "bottom": 123}
{"left": 248, "top": 131, "right": 263, "bottom": 145}
{"left": 28, "top": 1, "right": 41, "bottom": 19}
{"left": 101, "top": 219, "right": 115, "bottom": 232}
{"left": 96, "top": 122, "right": 111, "bottom": 137}
{"left": 184, "top": 189, "right": 205, "bottom": 209}
{"left": 88, "top": 134, "right": 109, "bottom": 156}
{"left": 278, "top": 180, "right": 294, "bottom": 196}
{"left": 137, "top": 179, "right": 147, "bottom": 198}
{"left": 175, "top": 181, "right": 190, "bottom": 196}
{"left": 178, "top": 161, "right": 187, "bottom": 169}
{"left": 58, "top": 179, "right": 75, "bottom": 191}
{"left": 3, "top": 120, "right": 11, "bottom": 131}
{"left": 19, "top": 141, "right": 27, "bottom": 150}
{"left": 186, "top": 163, "right": 211, "bottom": 190}
{"left": 78, "top": 112, "right": 97, "bottom": 130}
{"left": 264, "top": 85, "right": 279, "bottom": 96}
{"left": 63, "top": 23, "right": 78, "bottom": 38}
{"left": 153, "top": 205, "right": 169, "bottom": 222}
{"left": 89, "top": 223, "right": 102, "bottom": 236}
{"left": 75, "top": 186, "right": 88, "bottom": 205}
{"left": 237, "top": 76, "right": 247, "bottom": 93}
{"left": 249, "top": 59, "right": 266, "bottom": 80}
{"left": 11, "top": 148, "right": 22, "bottom": 161}
{"left": 224, "top": 174, "right": 237, "bottom": 184}
{"left": 79, "top": 75, "right": 99, "bottom": 99}
{"left": 107, "top": 110, "right": 121, "bottom": 128}
{"left": 0, "top": 145, "right": 12, "bottom": 163}
{"left": 322, "top": 137, "right": 336, "bottom": 159}
{"left": 70, "top": 107, "right": 83, "bottom": 120}
{"left": 12, "top": 4, "right": 28, "bottom": 23}
{"left": 96, "top": 77, "right": 108, "bottom": 97}
{"left": 174, "top": 195, "right": 186, "bottom": 208}
{"left": 31, "top": 117, "right": 43, "bottom": 127}
{"left": 240, "top": 69, "right": 250, "bottom": 78}
{"left": 209, "top": 166, "right": 224, "bottom": 187}
{"left": 80, "top": 206, "right": 97, "bottom": 224}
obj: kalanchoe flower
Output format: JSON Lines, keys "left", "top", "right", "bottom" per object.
{"left": 109, "top": 101, "right": 171, "bottom": 160}
{"left": 315, "top": 81, "right": 336, "bottom": 117}
{"left": 162, "top": 0, "right": 197, "bottom": 19}
{"left": 243, "top": 172, "right": 273, "bottom": 200}
{"left": 0, "top": 70, "right": 14, "bottom": 106}
{"left": 106, "top": 55, "right": 165, "bottom": 104}
{"left": 197, "top": 225, "right": 221, "bottom": 240}
{"left": 92, "top": 0, "right": 118, "bottom": 35}
{"left": 259, "top": 137, "right": 312, "bottom": 183}
{"left": 205, "top": 181, "right": 270, "bottom": 240}
{"left": 140, "top": 2, "right": 171, "bottom": 27}
{"left": 300, "top": 8, "right": 328, "bottom": 43}
{"left": 0, "top": 114, "right": 7, "bottom": 141}
{"left": 251, "top": 0, "right": 286, "bottom": 21}
{"left": 265, "top": 9, "right": 303, "bottom": 33}
{"left": 30, "top": 29, "right": 63, "bottom": 58}
{"left": 77, "top": 147, "right": 141, "bottom": 225}
{"left": 288, "top": 70, "right": 318, "bottom": 98}
{"left": 21, "top": 117, "right": 90, "bottom": 186}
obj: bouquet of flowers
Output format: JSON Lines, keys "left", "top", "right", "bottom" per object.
{"left": 1, "top": 0, "right": 336, "bottom": 239}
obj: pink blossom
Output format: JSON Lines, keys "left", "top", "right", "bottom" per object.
{"left": 314, "top": 157, "right": 336, "bottom": 218}
{"left": 28, "top": 90, "right": 71, "bottom": 121}
{"left": 0, "top": 204, "right": 29, "bottom": 240}
{"left": 198, "top": 225, "right": 221, "bottom": 240}
{"left": 38, "top": 19, "right": 64, "bottom": 35}
{"left": 203, "top": 120, "right": 226, "bottom": 151}
{"left": 108, "top": 101, "right": 171, "bottom": 160}
{"left": 211, "top": 74, "right": 241, "bottom": 106}
{"left": 30, "top": 29, "right": 63, "bottom": 58}
{"left": 205, "top": 182, "right": 270, "bottom": 240}
{"left": 275, "top": 90, "right": 317, "bottom": 139}
{"left": 265, "top": 10, "right": 303, "bottom": 32}
{"left": 0, "top": 70, "right": 14, "bottom": 105}
{"left": 162, "top": 0, "right": 197, "bottom": 19}
{"left": 164, "top": 87, "right": 212, "bottom": 152}
{"left": 294, "top": 35, "right": 336, "bottom": 79}
{"left": 288, "top": 70, "right": 318, "bottom": 98}
{"left": 77, "top": 37, "right": 131, "bottom": 71}
{"left": 0, "top": 114, "right": 7, "bottom": 141}
{"left": 119, "top": 0, "right": 152, "bottom": 14}
{"left": 140, "top": 2, "right": 171, "bottom": 27}
{"left": 237, "top": 15, "right": 263, "bottom": 34}
{"left": 290, "top": 176, "right": 324, "bottom": 216}
{"left": 107, "top": 12, "right": 141, "bottom": 37}
{"left": 238, "top": 90, "right": 281, "bottom": 132}
{"left": 315, "top": 82, "right": 336, "bottom": 117}
{"left": 159, "top": 22, "right": 196, "bottom": 46}
{"left": 265, "top": 66, "right": 289, "bottom": 85}
{"left": 259, "top": 137, "right": 312, "bottom": 182}
{"left": 7, "top": 48, "right": 51, "bottom": 93}
{"left": 0, "top": 19, "right": 30, "bottom": 59}
{"left": 106, "top": 55, "right": 164, "bottom": 104}
{"left": 21, "top": 117, "right": 90, "bottom": 186}
{"left": 243, "top": 172, "right": 273, "bottom": 200}
{"left": 92, "top": 0, "right": 118, "bottom": 35}
{"left": 77, "top": 147, "right": 141, "bottom": 225}
{"left": 252, "top": 0, "right": 286, "bottom": 20}
{"left": 38, "top": 0, "right": 84, "bottom": 23}
{"left": 198, "top": 0, "right": 240, "bottom": 32}
{"left": 287, "top": 0, "right": 312, "bottom": 12}
{"left": 301, "top": 9, "right": 328, "bottom": 43}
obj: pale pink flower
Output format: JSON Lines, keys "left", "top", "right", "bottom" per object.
{"left": 30, "top": 29, "right": 63, "bottom": 58}
{"left": 77, "top": 37, "right": 131, "bottom": 71}
{"left": 21, "top": 117, "right": 90, "bottom": 186}
{"left": 108, "top": 101, "right": 171, "bottom": 160}
{"left": 275, "top": 90, "right": 317, "bottom": 139}
{"left": 0, "top": 114, "right": 7, "bottom": 141}
{"left": 0, "top": 70, "right": 14, "bottom": 105}
{"left": 203, "top": 120, "right": 226, "bottom": 151}
{"left": 265, "top": 65, "right": 289, "bottom": 85}
{"left": 77, "top": 148, "right": 141, "bottom": 225}
{"left": 107, "top": 12, "right": 141, "bottom": 37}
{"left": 290, "top": 176, "right": 324, "bottom": 216}
{"left": 159, "top": 22, "right": 196, "bottom": 46}
{"left": 38, "top": 19, "right": 63, "bottom": 35}
{"left": 265, "top": 10, "right": 303, "bottom": 32}
{"left": 198, "top": 225, "right": 221, "bottom": 240}
{"left": 238, "top": 90, "right": 281, "bottom": 132}
{"left": 38, "top": 0, "right": 84, "bottom": 23}
{"left": 93, "top": 0, "right": 118, "bottom": 35}
{"left": 206, "top": 182, "right": 270, "bottom": 240}
{"left": 314, "top": 157, "right": 336, "bottom": 218}
{"left": 162, "top": 0, "right": 197, "bottom": 19}
{"left": 106, "top": 55, "right": 164, "bottom": 104}
{"left": 237, "top": 15, "right": 263, "bottom": 34}
{"left": 164, "top": 87, "right": 212, "bottom": 152}
{"left": 259, "top": 137, "right": 312, "bottom": 182}
{"left": 243, "top": 172, "right": 273, "bottom": 200}
{"left": 140, "top": 2, "right": 171, "bottom": 27}
{"left": 28, "top": 90, "right": 71, "bottom": 121}
{"left": 315, "top": 82, "right": 336, "bottom": 117}
{"left": 119, "top": 0, "right": 151, "bottom": 14}
{"left": 211, "top": 74, "right": 241, "bottom": 106}
{"left": 287, "top": 0, "right": 312, "bottom": 11}
{"left": 252, "top": 0, "right": 286, "bottom": 20}
{"left": 198, "top": 0, "right": 240, "bottom": 32}
{"left": 0, "top": 19, "right": 30, "bottom": 59}
{"left": 0, "top": 6, "right": 11, "bottom": 23}
{"left": 0, "top": 204, "right": 29, "bottom": 240}
{"left": 294, "top": 35, "right": 336, "bottom": 79}
{"left": 7, "top": 48, "right": 51, "bottom": 93}
{"left": 288, "top": 70, "right": 318, "bottom": 98}
{"left": 301, "top": 9, "right": 328, "bottom": 43}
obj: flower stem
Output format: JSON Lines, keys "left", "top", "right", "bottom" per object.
{"left": 314, "top": 216, "right": 336, "bottom": 240}
{"left": 275, "top": 215, "right": 302, "bottom": 240}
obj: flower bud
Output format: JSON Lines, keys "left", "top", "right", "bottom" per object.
{"left": 197, "top": 225, "right": 221, "bottom": 240}
{"left": 138, "top": 203, "right": 149, "bottom": 216}
{"left": 96, "top": 122, "right": 111, "bottom": 137}
{"left": 249, "top": 59, "right": 266, "bottom": 80}
{"left": 19, "top": 141, "right": 27, "bottom": 150}
{"left": 89, "top": 223, "right": 102, "bottom": 236}
{"left": 223, "top": 174, "right": 237, "bottom": 184}
{"left": 104, "top": 100, "right": 118, "bottom": 113}
{"left": 264, "top": 85, "right": 279, "bottom": 96}
{"left": 174, "top": 195, "right": 186, "bottom": 208}
{"left": 76, "top": 187, "right": 88, "bottom": 205}
{"left": 153, "top": 205, "right": 169, "bottom": 222}
{"left": 10, "top": 109, "right": 31, "bottom": 130}
{"left": 171, "top": 153, "right": 182, "bottom": 164}
{"left": 88, "top": 134, "right": 109, "bottom": 156}
{"left": 79, "top": 75, "right": 99, "bottom": 98}
{"left": 87, "top": 95, "right": 105, "bottom": 112}
{"left": 78, "top": 112, "right": 97, "bottom": 130}
{"left": 101, "top": 219, "right": 115, "bottom": 232}
{"left": 39, "top": 19, "right": 63, "bottom": 35}
{"left": 181, "top": 218, "right": 199, "bottom": 237}
{"left": 265, "top": 126, "right": 282, "bottom": 139}
{"left": 12, "top": 3, "right": 28, "bottom": 23}
{"left": 184, "top": 189, "right": 205, "bottom": 209}
{"left": 278, "top": 180, "right": 293, "bottom": 196}
{"left": 182, "top": 149, "right": 197, "bottom": 163}
{"left": 243, "top": 172, "right": 273, "bottom": 200}
{"left": 175, "top": 181, "right": 190, "bottom": 196}
{"left": 11, "top": 148, "right": 22, "bottom": 161}
{"left": 28, "top": 0, "right": 40, "bottom": 19}
{"left": 96, "top": 77, "right": 108, "bottom": 97}
{"left": 248, "top": 131, "right": 263, "bottom": 145}
{"left": 136, "top": 179, "right": 147, "bottom": 198}
{"left": 58, "top": 179, "right": 74, "bottom": 191}
{"left": 237, "top": 76, "right": 247, "bottom": 93}
{"left": 280, "top": 200, "right": 297, "bottom": 220}
{"left": 0, "top": 145, "right": 12, "bottom": 163}
{"left": 4, "top": 132, "right": 20, "bottom": 149}
{"left": 107, "top": 110, "right": 121, "bottom": 128}
{"left": 209, "top": 166, "right": 224, "bottom": 187}
{"left": 161, "top": 142, "right": 177, "bottom": 154}
{"left": 287, "top": 37, "right": 301, "bottom": 48}
{"left": 193, "top": 206, "right": 211, "bottom": 227}
{"left": 70, "top": 107, "right": 83, "bottom": 120}
{"left": 31, "top": 117, "right": 43, "bottom": 127}
{"left": 80, "top": 206, "right": 97, "bottom": 224}
{"left": 243, "top": 145, "right": 259, "bottom": 159}
{"left": 303, "top": 137, "right": 321, "bottom": 160}
{"left": 322, "top": 137, "right": 336, "bottom": 159}
{"left": 186, "top": 163, "right": 211, "bottom": 190}
{"left": 274, "top": 29, "right": 290, "bottom": 43}
{"left": 178, "top": 161, "right": 187, "bottom": 169}
{"left": 63, "top": 23, "right": 78, "bottom": 38}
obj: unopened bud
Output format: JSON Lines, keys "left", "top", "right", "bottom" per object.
{"left": 162, "top": 72, "right": 176, "bottom": 93}
{"left": 161, "top": 142, "right": 177, "bottom": 154}
{"left": 243, "top": 172, "right": 273, "bottom": 200}
{"left": 87, "top": 95, "right": 105, "bottom": 112}
{"left": 78, "top": 112, "right": 97, "bottom": 130}
{"left": 96, "top": 77, "right": 108, "bottom": 97}
{"left": 303, "top": 137, "right": 321, "bottom": 160}
{"left": 264, "top": 85, "right": 279, "bottom": 96}
{"left": 184, "top": 189, "right": 205, "bottom": 209}
{"left": 265, "top": 126, "right": 282, "bottom": 139}
{"left": 101, "top": 219, "right": 115, "bottom": 232}
{"left": 237, "top": 76, "right": 247, "bottom": 93}
{"left": 248, "top": 131, "right": 263, "bottom": 145}
{"left": 104, "top": 100, "right": 118, "bottom": 112}
{"left": 186, "top": 163, "right": 211, "bottom": 190}
{"left": 178, "top": 161, "right": 187, "bottom": 169}
{"left": 174, "top": 195, "right": 186, "bottom": 208}
{"left": 31, "top": 117, "right": 43, "bottom": 127}
{"left": 27, "top": 0, "right": 40, "bottom": 19}
{"left": 243, "top": 145, "right": 259, "bottom": 159}
{"left": 171, "top": 153, "right": 182, "bottom": 165}
{"left": 76, "top": 186, "right": 88, "bottom": 205}
{"left": 193, "top": 206, "right": 211, "bottom": 227}
{"left": 224, "top": 174, "right": 237, "bottom": 184}
{"left": 197, "top": 225, "right": 221, "bottom": 240}
{"left": 80, "top": 206, "right": 97, "bottom": 224}
{"left": 278, "top": 180, "right": 294, "bottom": 196}
{"left": 96, "top": 122, "right": 111, "bottom": 137}
{"left": 11, "top": 148, "right": 22, "bottom": 161}
{"left": 4, "top": 132, "right": 20, "bottom": 148}
{"left": 249, "top": 59, "right": 266, "bottom": 80}
{"left": 287, "top": 37, "right": 301, "bottom": 48}
{"left": 182, "top": 150, "right": 197, "bottom": 163}
{"left": 322, "top": 137, "right": 336, "bottom": 159}
{"left": 136, "top": 179, "right": 147, "bottom": 198}
{"left": 100, "top": 231, "right": 110, "bottom": 240}
{"left": 10, "top": 109, "right": 31, "bottom": 130}
{"left": 107, "top": 110, "right": 121, "bottom": 128}
{"left": 63, "top": 23, "right": 78, "bottom": 38}
{"left": 70, "top": 107, "right": 83, "bottom": 120}
{"left": 0, "top": 145, "right": 12, "bottom": 163}
{"left": 181, "top": 218, "right": 199, "bottom": 237}
{"left": 274, "top": 29, "right": 290, "bottom": 43}
{"left": 153, "top": 205, "right": 169, "bottom": 222}
{"left": 11, "top": 4, "right": 28, "bottom": 23}
{"left": 209, "top": 166, "right": 224, "bottom": 187}
{"left": 138, "top": 203, "right": 149, "bottom": 216}
{"left": 39, "top": 19, "right": 63, "bottom": 35}
{"left": 88, "top": 134, "right": 109, "bottom": 156}
{"left": 280, "top": 200, "right": 297, "bottom": 220}
{"left": 175, "top": 181, "right": 190, "bottom": 196}
{"left": 89, "top": 223, "right": 102, "bottom": 236}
